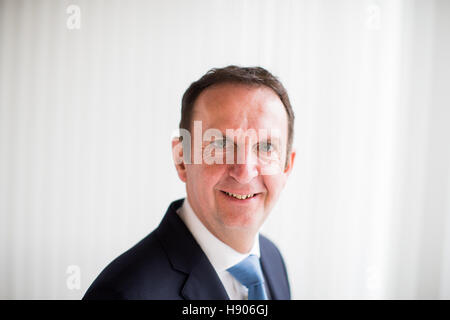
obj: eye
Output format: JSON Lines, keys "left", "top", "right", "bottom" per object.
{"left": 211, "top": 139, "right": 227, "bottom": 149}
{"left": 259, "top": 142, "right": 273, "bottom": 153}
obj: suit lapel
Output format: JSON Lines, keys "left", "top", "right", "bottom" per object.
{"left": 156, "top": 199, "right": 229, "bottom": 300}
{"left": 181, "top": 256, "right": 229, "bottom": 300}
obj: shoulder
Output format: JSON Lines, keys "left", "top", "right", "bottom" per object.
{"left": 83, "top": 230, "right": 185, "bottom": 300}
{"left": 83, "top": 199, "right": 191, "bottom": 300}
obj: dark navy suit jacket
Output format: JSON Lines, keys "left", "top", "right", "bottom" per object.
{"left": 83, "top": 199, "right": 291, "bottom": 300}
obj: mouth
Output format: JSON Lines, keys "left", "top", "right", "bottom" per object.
{"left": 220, "top": 190, "right": 260, "bottom": 201}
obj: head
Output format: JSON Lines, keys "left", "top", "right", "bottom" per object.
{"left": 172, "top": 66, "right": 296, "bottom": 250}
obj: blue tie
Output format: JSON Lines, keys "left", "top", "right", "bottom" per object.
{"left": 227, "top": 254, "right": 268, "bottom": 300}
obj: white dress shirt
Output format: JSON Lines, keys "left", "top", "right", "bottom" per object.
{"left": 176, "top": 197, "right": 260, "bottom": 300}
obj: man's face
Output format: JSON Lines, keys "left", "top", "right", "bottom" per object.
{"left": 174, "top": 83, "right": 295, "bottom": 240}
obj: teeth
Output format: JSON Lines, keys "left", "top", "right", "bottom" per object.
{"left": 225, "top": 192, "right": 255, "bottom": 200}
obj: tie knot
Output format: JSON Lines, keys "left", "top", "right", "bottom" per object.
{"left": 227, "top": 254, "right": 265, "bottom": 288}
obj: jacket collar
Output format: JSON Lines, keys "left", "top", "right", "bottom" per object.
{"left": 259, "top": 236, "right": 284, "bottom": 300}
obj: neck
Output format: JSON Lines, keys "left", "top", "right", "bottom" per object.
{"left": 205, "top": 224, "right": 258, "bottom": 254}
{"left": 197, "top": 216, "right": 258, "bottom": 254}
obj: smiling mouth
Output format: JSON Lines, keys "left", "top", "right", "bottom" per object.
{"left": 221, "top": 190, "right": 258, "bottom": 200}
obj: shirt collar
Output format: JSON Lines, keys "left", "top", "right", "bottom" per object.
{"left": 176, "top": 197, "right": 260, "bottom": 272}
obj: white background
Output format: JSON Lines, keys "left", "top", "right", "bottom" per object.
{"left": 0, "top": 0, "right": 449, "bottom": 299}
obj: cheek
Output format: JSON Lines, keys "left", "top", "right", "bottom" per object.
{"left": 186, "top": 164, "right": 225, "bottom": 194}
{"left": 263, "top": 174, "right": 286, "bottom": 202}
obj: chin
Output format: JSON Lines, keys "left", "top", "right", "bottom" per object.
{"left": 218, "top": 210, "right": 263, "bottom": 231}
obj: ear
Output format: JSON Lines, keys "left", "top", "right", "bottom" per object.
{"left": 172, "top": 137, "right": 187, "bottom": 183}
{"left": 283, "top": 148, "right": 296, "bottom": 177}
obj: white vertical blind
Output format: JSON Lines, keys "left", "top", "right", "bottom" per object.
{"left": 0, "top": 0, "right": 449, "bottom": 299}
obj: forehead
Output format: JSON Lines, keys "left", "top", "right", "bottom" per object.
{"left": 192, "top": 83, "right": 288, "bottom": 134}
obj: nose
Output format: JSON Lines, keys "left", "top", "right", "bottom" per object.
{"left": 228, "top": 148, "right": 259, "bottom": 184}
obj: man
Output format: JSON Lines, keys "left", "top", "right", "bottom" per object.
{"left": 83, "top": 66, "right": 296, "bottom": 300}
